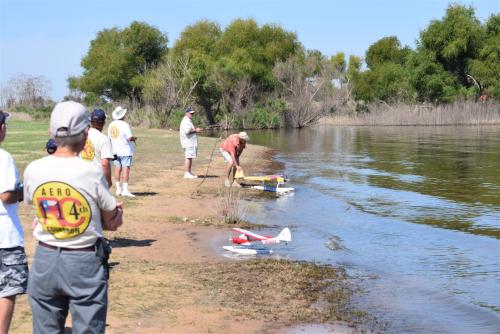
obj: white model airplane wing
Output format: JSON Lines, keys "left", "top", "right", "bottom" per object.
{"left": 232, "top": 227, "right": 267, "bottom": 240}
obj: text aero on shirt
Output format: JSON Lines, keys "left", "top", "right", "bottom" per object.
{"left": 24, "top": 156, "right": 116, "bottom": 248}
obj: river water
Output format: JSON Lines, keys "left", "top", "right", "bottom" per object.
{"left": 242, "top": 125, "right": 500, "bottom": 333}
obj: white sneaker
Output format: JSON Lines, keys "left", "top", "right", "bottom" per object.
{"left": 224, "top": 179, "right": 231, "bottom": 187}
{"left": 121, "top": 190, "right": 136, "bottom": 198}
{"left": 184, "top": 172, "right": 197, "bottom": 179}
{"left": 115, "top": 188, "right": 122, "bottom": 196}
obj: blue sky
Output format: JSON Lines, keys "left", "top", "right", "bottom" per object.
{"left": 1, "top": 0, "right": 498, "bottom": 100}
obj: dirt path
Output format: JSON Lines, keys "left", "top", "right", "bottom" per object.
{"left": 12, "top": 129, "right": 279, "bottom": 333}
{"left": 11, "top": 128, "right": 357, "bottom": 334}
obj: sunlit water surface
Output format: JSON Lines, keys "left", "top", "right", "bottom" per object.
{"left": 240, "top": 126, "right": 500, "bottom": 333}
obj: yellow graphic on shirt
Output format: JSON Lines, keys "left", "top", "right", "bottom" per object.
{"left": 110, "top": 125, "right": 120, "bottom": 139}
{"left": 80, "top": 139, "right": 95, "bottom": 161}
{"left": 33, "top": 182, "right": 92, "bottom": 240}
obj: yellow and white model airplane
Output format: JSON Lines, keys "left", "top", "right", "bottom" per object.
{"left": 235, "top": 172, "right": 294, "bottom": 194}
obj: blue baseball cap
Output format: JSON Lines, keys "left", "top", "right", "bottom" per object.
{"left": 184, "top": 106, "right": 195, "bottom": 113}
{"left": 46, "top": 138, "right": 57, "bottom": 154}
{"left": 0, "top": 111, "right": 10, "bottom": 125}
{"left": 90, "top": 109, "right": 107, "bottom": 122}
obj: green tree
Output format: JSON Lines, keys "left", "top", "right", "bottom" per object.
{"left": 171, "top": 20, "right": 222, "bottom": 123}
{"left": 469, "top": 14, "right": 500, "bottom": 98}
{"left": 407, "top": 50, "right": 458, "bottom": 103}
{"left": 419, "top": 4, "right": 484, "bottom": 86}
{"left": 214, "top": 19, "right": 300, "bottom": 89}
{"left": 351, "top": 36, "right": 413, "bottom": 102}
{"left": 330, "top": 52, "right": 346, "bottom": 74}
{"left": 353, "top": 62, "right": 413, "bottom": 102}
{"left": 77, "top": 21, "right": 167, "bottom": 105}
{"left": 172, "top": 19, "right": 300, "bottom": 124}
{"left": 365, "top": 36, "right": 411, "bottom": 69}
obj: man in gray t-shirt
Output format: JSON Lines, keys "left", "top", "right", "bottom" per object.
{"left": 24, "top": 101, "right": 123, "bottom": 334}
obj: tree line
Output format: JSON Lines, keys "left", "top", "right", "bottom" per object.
{"left": 350, "top": 5, "right": 499, "bottom": 105}
{"left": 2, "top": 4, "right": 498, "bottom": 128}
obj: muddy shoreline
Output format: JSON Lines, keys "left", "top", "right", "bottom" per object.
{"left": 10, "top": 126, "right": 364, "bottom": 333}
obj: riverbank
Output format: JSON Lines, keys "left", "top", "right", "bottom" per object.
{"left": 7, "top": 123, "right": 363, "bottom": 333}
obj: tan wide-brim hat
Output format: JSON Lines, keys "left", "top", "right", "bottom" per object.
{"left": 112, "top": 106, "right": 128, "bottom": 120}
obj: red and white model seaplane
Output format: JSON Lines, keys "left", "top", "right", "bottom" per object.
{"left": 223, "top": 227, "right": 292, "bottom": 255}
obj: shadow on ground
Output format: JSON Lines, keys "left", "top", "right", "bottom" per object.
{"left": 132, "top": 191, "right": 158, "bottom": 197}
{"left": 195, "top": 175, "right": 219, "bottom": 179}
{"left": 110, "top": 238, "right": 156, "bottom": 248}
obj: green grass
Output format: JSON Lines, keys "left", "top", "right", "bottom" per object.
{"left": 2, "top": 120, "right": 50, "bottom": 170}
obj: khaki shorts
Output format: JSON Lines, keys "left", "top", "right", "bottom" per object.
{"left": 220, "top": 149, "right": 232, "bottom": 164}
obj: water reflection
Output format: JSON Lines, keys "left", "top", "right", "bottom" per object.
{"left": 241, "top": 125, "right": 500, "bottom": 333}
{"left": 248, "top": 125, "right": 500, "bottom": 239}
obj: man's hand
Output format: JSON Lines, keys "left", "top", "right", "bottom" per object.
{"left": 195, "top": 127, "right": 203, "bottom": 133}
{"left": 0, "top": 187, "right": 23, "bottom": 204}
{"left": 128, "top": 136, "right": 138, "bottom": 142}
{"left": 102, "top": 202, "right": 123, "bottom": 231}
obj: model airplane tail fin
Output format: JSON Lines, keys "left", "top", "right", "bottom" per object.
{"left": 276, "top": 228, "right": 292, "bottom": 243}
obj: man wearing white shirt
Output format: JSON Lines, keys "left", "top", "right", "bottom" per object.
{"left": 0, "top": 111, "right": 29, "bottom": 334}
{"left": 108, "top": 106, "right": 137, "bottom": 197}
{"left": 179, "top": 106, "right": 202, "bottom": 179}
{"left": 24, "top": 101, "right": 123, "bottom": 334}
{"left": 81, "top": 109, "right": 113, "bottom": 187}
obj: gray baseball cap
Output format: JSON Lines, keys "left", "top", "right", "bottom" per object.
{"left": 50, "top": 101, "right": 89, "bottom": 137}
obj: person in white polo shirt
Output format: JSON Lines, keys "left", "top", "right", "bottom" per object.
{"left": 179, "top": 106, "right": 202, "bottom": 179}
{"left": 0, "top": 111, "right": 29, "bottom": 334}
{"left": 24, "top": 101, "right": 123, "bottom": 334}
{"left": 80, "top": 109, "right": 113, "bottom": 187}
{"left": 107, "top": 106, "right": 137, "bottom": 197}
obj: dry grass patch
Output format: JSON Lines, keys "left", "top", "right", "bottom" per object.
{"left": 106, "top": 258, "right": 364, "bottom": 331}
{"left": 323, "top": 101, "right": 500, "bottom": 126}
{"left": 188, "top": 259, "right": 361, "bottom": 326}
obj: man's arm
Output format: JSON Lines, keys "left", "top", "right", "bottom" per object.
{"left": 101, "top": 202, "right": 123, "bottom": 231}
{"left": 230, "top": 151, "right": 241, "bottom": 169}
{"left": 0, "top": 189, "right": 21, "bottom": 204}
{"left": 188, "top": 128, "right": 203, "bottom": 134}
{"left": 101, "top": 158, "right": 112, "bottom": 187}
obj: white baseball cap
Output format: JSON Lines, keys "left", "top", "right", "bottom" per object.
{"left": 112, "top": 106, "right": 128, "bottom": 120}
{"left": 50, "top": 101, "right": 89, "bottom": 137}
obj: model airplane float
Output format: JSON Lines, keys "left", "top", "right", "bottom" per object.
{"left": 223, "top": 227, "right": 292, "bottom": 255}
{"left": 235, "top": 172, "right": 294, "bottom": 194}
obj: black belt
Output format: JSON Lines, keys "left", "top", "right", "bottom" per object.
{"left": 38, "top": 241, "right": 95, "bottom": 252}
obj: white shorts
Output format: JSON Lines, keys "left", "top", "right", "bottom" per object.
{"left": 184, "top": 147, "right": 197, "bottom": 159}
{"left": 220, "top": 149, "right": 232, "bottom": 164}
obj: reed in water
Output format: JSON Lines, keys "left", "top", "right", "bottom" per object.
{"left": 323, "top": 101, "right": 500, "bottom": 126}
